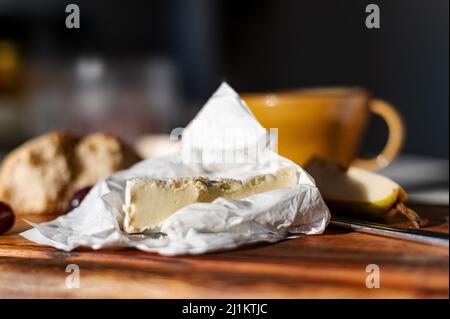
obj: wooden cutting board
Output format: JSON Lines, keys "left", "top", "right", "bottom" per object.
{"left": 0, "top": 204, "right": 448, "bottom": 298}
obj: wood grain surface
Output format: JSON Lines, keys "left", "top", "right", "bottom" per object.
{"left": 0, "top": 204, "right": 448, "bottom": 298}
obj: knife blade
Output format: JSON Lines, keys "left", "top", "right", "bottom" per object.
{"left": 329, "top": 216, "right": 449, "bottom": 247}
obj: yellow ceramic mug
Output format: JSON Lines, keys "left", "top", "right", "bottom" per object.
{"left": 242, "top": 87, "right": 404, "bottom": 170}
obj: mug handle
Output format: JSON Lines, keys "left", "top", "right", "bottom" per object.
{"left": 351, "top": 99, "right": 405, "bottom": 171}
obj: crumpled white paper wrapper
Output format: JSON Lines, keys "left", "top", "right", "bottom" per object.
{"left": 21, "top": 82, "right": 330, "bottom": 256}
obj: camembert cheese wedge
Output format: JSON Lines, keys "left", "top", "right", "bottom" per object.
{"left": 123, "top": 167, "right": 297, "bottom": 233}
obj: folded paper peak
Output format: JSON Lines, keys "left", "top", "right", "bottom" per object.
{"left": 21, "top": 82, "right": 330, "bottom": 255}
{"left": 181, "top": 82, "right": 270, "bottom": 170}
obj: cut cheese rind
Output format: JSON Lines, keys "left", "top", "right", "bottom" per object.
{"left": 123, "top": 167, "right": 297, "bottom": 233}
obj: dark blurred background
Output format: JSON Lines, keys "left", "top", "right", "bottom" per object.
{"left": 0, "top": 0, "right": 448, "bottom": 159}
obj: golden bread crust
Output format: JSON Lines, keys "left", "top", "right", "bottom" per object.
{"left": 0, "top": 132, "right": 141, "bottom": 214}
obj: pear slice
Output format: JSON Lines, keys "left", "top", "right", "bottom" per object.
{"left": 305, "top": 159, "right": 421, "bottom": 228}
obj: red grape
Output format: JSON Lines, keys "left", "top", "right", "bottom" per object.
{"left": 68, "top": 186, "right": 92, "bottom": 211}
{"left": 0, "top": 202, "right": 15, "bottom": 235}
